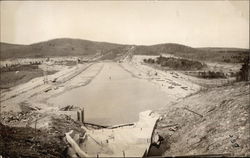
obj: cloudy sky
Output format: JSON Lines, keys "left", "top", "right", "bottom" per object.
{"left": 0, "top": 1, "right": 249, "bottom": 48}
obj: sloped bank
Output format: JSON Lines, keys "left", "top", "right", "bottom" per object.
{"left": 152, "top": 81, "right": 250, "bottom": 157}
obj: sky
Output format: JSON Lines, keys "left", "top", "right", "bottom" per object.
{"left": 0, "top": 1, "right": 249, "bottom": 48}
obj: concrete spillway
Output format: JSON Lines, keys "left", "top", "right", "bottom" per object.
{"left": 66, "top": 110, "right": 159, "bottom": 157}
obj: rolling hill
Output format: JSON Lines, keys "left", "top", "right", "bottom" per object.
{"left": 0, "top": 43, "right": 26, "bottom": 53}
{"left": 0, "top": 38, "right": 127, "bottom": 59}
{"left": 134, "top": 43, "right": 249, "bottom": 63}
{"left": 0, "top": 38, "right": 249, "bottom": 63}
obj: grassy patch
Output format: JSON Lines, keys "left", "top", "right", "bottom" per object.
{"left": 0, "top": 64, "right": 56, "bottom": 89}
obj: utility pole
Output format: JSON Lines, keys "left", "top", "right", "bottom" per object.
{"left": 43, "top": 58, "right": 49, "bottom": 84}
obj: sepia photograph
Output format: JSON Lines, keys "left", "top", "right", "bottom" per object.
{"left": 0, "top": 0, "right": 249, "bottom": 157}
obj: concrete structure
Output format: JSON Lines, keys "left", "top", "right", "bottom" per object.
{"left": 65, "top": 110, "right": 159, "bottom": 157}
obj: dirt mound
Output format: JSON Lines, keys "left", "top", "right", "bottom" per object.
{"left": 154, "top": 82, "right": 250, "bottom": 156}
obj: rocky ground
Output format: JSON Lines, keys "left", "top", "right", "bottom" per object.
{"left": 0, "top": 114, "right": 84, "bottom": 158}
{"left": 0, "top": 123, "right": 67, "bottom": 158}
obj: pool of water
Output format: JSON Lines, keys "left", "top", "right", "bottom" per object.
{"left": 48, "top": 62, "right": 172, "bottom": 126}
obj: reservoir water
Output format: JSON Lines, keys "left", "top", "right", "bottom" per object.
{"left": 48, "top": 62, "right": 171, "bottom": 125}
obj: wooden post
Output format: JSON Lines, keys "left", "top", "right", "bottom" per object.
{"left": 123, "top": 150, "right": 125, "bottom": 158}
{"left": 0, "top": 103, "right": 1, "bottom": 124}
{"left": 81, "top": 109, "right": 84, "bottom": 123}
{"left": 183, "top": 107, "right": 203, "bottom": 118}
{"left": 77, "top": 111, "right": 80, "bottom": 122}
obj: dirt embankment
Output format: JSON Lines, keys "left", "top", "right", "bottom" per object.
{"left": 153, "top": 82, "right": 250, "bottom": 156}
{"left": 0, "top": 123, "right": 67, "bottom": 158}
{"left": 0, "top": 111, "right": 85, "bottom": 158}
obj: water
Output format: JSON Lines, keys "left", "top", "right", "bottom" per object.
{"left": 48, "top": 62, "right": 171, "bottom": 126}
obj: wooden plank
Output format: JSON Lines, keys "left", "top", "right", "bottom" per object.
{"left": 183, "top": 107, "right": 203, "bottom": 118}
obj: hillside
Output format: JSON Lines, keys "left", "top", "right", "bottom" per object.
{"left": 152, "top": 82, "right": 250, "bottom": 156}
{"left": 134, "top": 43, "right": 249, "bottom": 63}
{"left": 0, "top": 43, "right": 26, "bottom": 52}
{"left": 1, "top": 38, "right": 249, "bottom": 63}
{"left": 197, "top": 47, "right": 250, "bottom": 52}
{"left": 134, "top": 43, "right": 196, "bottom": 55}
{"left": 0, "top": 38, "right": 127, "bottom": 59}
